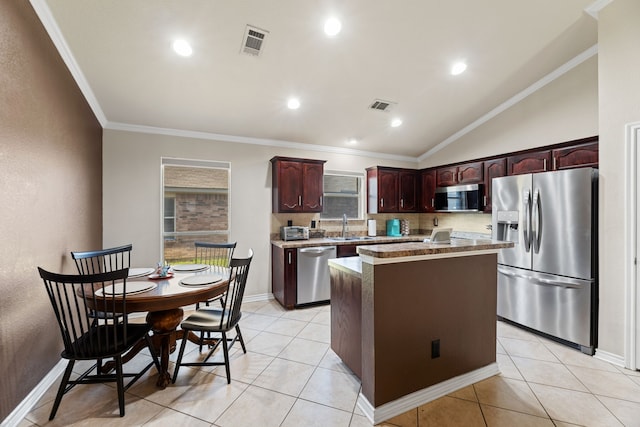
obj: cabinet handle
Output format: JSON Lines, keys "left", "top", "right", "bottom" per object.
{"left": 457, "top": 171, "right": 461, "bottom": 182}
{"left": 319, "top": 196, "right": 323, "bottom": 207}
{"left": 298, "top": 195, "right": 302, "bottom": 206}
{"left": 553, "top": 157, "right": 557, "bottom": 170}
{"left": 381, "top": 198, "right": 384, "bottom": 208}
{"left": 483, "top": 196, "right": 487, "bottom": 206}
{"left": 431, "top": 198, "right": 434, "bottom": 207}
{"left": 543, "top": 159, "right": 547, "bottom": 171}
{"left": 401, "top": 198, "right": 404, "bottom": 208}
{"left": 288, "top": 252, "right": 292, "bottom": 264}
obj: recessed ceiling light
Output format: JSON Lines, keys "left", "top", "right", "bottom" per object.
{"left": 324, "top": 17, "right": 342, "bottom": 36}
{"left": 391, "top": 118, "right": 403, "bottom": 128}
{"left": 347, "top": 138, "right": 358, "bottom": 145}
{"left": 451, "top": 61, "right": 467, "bottom": 76}
{"left": 173, "top": 39, "right": 193, "bottom": 57}
{"left": 287, "top": 98, "right": 300, "bottom": 110}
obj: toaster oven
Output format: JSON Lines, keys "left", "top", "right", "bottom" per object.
{"left": 280, "top": 226, "right": 310, "bottom": 241}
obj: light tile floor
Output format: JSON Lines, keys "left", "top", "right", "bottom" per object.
{"left": 21, "top": 299, "right": 640, "bottom": 426}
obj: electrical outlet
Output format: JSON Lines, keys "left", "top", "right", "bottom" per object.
{"left": 431, "top": 339, "right": 440, "bottom": 358}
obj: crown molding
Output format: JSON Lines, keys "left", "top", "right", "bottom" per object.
{"left": 105, "top": 122, "right": 419, "bottom": 163}
{"left": 418, "top": 44, "right": 598, "bottom": 163}
{"left": 585, "top": 0, "right": 614, "bottom": 19}
{"left": 29, "top": 0, "right": 107, "bottom": 126}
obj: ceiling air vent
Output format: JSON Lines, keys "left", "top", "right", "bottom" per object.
{"left": 369, "top": 99, "right": 395, "bottom": 112}
{"left": 241, "top": 25, "right": 269, "bottom": 56}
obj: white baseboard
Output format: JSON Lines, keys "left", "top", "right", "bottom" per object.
{"left": 594, "top": 348, "right": 626, "bottom": 367}
{"left": 357, "top": 363, "right": 499, "bottom": 424}
{"left": 1, "top": 359, "right": 65, "bottom": 427}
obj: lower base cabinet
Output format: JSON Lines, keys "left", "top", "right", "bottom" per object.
{"left": 271, "top": 245, "right": 297, "bottom": 309}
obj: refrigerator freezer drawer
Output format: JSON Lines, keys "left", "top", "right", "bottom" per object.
{"left": 497, "top": 266, "right": 594, "bottom": 349}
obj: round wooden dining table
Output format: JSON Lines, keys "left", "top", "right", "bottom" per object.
{"left": 88, "top": 268, "right": 229, "bottom": 388}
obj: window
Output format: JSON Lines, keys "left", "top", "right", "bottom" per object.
{"left": 161, "top": 158, "right": 230, "bottom": 264}
{"left": 321, "top": 171, "right": 364, "bottom": 219}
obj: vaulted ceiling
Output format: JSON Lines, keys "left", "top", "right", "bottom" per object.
{"left": 37, "top": 0, "right": 598, "bottom": 159}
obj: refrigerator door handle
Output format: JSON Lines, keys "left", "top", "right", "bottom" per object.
{"left": 498, "top": 267, "right": 531, "bottom": 281}
{"left": 532, "top": 189, "right": 541, "bottom": 253}
{"left": 532, "top": 277, "right": 584, "bottom": 289}
{"left": 523, "top": 190, "right": 531, "bottom": 252}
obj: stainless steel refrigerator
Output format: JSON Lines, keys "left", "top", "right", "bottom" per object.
{"left": 491, "top": 168, "right": 598, "bottom": 354}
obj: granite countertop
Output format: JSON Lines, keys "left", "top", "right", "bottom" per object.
{"left": 271, "top": 235, "right": 430, "bottom": 249}
{"left": 328, "top": 256, "right": 362, "bottom": 277}
{"left": 356, "top": 238, "right": 513, "bottom": 259}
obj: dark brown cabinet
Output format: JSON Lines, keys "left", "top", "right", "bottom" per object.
{"left": 366, "top": 167, "right": 418, "bottom": 213}
{"left": 552, "top": 142, "right": 598, "bottom": 170}
{"left": 337, "top": 244, "right": 358, "bottom": 258}
{"left": 420, "top": 169, "right": 437, "bottom": 212}
{"left": 271, "top": 245, "right": 297, "bottom": 309}
{"left": 271, "top": 157, "right": 326, "bottom": 213}
{"left": 483, "top": 158, "right": 507, "bottom": 213}
{"left": 436, "top": 161, "right": 484, "bottom": 186}
{"left": 507, "top": 151, "right": 552, "bottom": 175}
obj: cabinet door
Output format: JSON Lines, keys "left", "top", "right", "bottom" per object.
{"left": 337, "top": 245, "right": 358, "bottom": 258}
{"left": 272, "top": 246, "right": 297, "bottom": 309}
{"left": 436, "top": 166, "right": 458, "bottom": 187}
{"left": 458, "top": 161, "right": 484, "bottom": 184}
{"left": 302, "top": 162, "right": 324, "bottom": 212}
{"left": 378, "top": 169, "right": 399, "bottom": 212}
{"left": 483, "top": 158, "right": 506, "bottom": 212}
{"left": 507, "top": 150, "right": 551, "bottom": 175}
{"left": 420, "top": 169, "right": 437, "bottom": 212}
{"left": 274, "top": 160, "right": 303, "bottom": 212}
{"left": 552, "top": 142, "right": 598, "bottom": 170}
{"left": 399, "top": 170, "right": 418, "bottom": 212}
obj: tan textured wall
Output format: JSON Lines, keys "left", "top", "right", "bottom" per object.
{"left": 0, "top": 1, "right": 102, "bottom": 420}
{"left": 597, "top": 0, "right": 640, "bottom": 358}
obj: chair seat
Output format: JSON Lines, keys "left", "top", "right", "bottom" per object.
{"left": 181, "top": 308, "right": 241, "bottom": 332}
{"left": 62, "top": 323, "right": 151, "bottom": 360}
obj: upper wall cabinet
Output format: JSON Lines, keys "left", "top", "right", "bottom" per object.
{"left": 420, "top": 169, "right": 437, "bottom": 213}
{"left": 552, "top": 142, "right": 598, "bottom": 170}
{"left": 271, "top": 156, "right": 326, "bottom": 213}
{"left": 483, "top": 158, "right": 507, "bottom": 212}
{"left": 436, "top": 161, "right": 484, "bottom": 186}
{"left": 366, "top": 166, "right": 418, "bottom": 213}
{"left": 507, "top": 150, "right": 552, "bottom": 175}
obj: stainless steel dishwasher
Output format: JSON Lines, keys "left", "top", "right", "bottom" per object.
{"left": 296, "top": 246, "right": 337, "bottom": 305}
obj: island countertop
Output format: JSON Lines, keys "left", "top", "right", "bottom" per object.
{"left": 356, "top": 238, "right": 513, "bottom": 261}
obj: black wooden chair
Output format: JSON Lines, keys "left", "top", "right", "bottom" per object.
{"left": 38, "top": 267, "right": 160, "bottom": 420}
{"left": 71, "top": 244, "right": 133, "bottom": 324}
{"left": 172, "top": 249, "right": 253, "bottom": 384}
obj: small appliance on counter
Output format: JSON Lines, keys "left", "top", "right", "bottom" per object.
{"left": 386, "top": 219, "right": 401, "bottom": 237}
{"left": 367, "top": 219, "right": 377, "bottom": 237}
{"left": 280, "top": 226, "right": 309, "bottom": 241}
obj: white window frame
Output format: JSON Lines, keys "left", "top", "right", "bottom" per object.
{"left": 321, "top": 170, "right": 365, "bottom": 220}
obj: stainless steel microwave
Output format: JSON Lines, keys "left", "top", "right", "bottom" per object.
{"left": 434, "top": 184, "right": 483, "bottom": 212}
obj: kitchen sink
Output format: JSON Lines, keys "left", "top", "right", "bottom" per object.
{"left": 326, "top": 236, "right": 375, "bottom": 241}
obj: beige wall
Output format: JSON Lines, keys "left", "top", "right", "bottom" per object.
{"left": 597, "top": 0, "right": 640, "bottom": 358}
{"left": 102, "top": 130, "right": 418, "bottom": 298}
{"left": 421, "top": 56, "right": 598, "bottom": 168}
{"left": 0, "top": 1, "right": 102, "bottom": 420}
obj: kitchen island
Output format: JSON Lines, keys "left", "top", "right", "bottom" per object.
{"left": 328, "top": 238, "right": 513, "bottom": 424}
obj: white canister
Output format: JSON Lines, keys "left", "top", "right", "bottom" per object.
{"left": 367, "top": 219, "right": 377, "bottom": 236}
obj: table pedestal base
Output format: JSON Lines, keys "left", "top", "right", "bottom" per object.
{"left": 147, "top": 308, "right": 184, "bottom": 388}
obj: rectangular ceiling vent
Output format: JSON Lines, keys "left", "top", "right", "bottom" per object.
{"left": 369, "top": 99, "right": 395, "bottom": 112}
{"left": 241, "top": 25, "right": 269, "bottom": 56}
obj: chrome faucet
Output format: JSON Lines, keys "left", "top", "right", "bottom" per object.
{"left": 342, "top": 213, "right": 348, "bottom": 238}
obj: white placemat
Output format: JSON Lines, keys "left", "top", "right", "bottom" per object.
{"left": 96, "top": 282, "right": 157, "bottom": 296}
{"left": 180, "top": 273, "right": 223, "bottom": 287}
{"left": 128, "top": 267, "right": 155, "bottom": 278}
{"left": 172, "top": 264, "right": 210, "bottom": 272}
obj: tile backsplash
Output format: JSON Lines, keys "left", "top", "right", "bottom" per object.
{"left": 271, "top": 212, "right": 492, "bottom": 239}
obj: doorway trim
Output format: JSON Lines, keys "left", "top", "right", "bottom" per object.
{"left": 625, "top": 121, "right": 640, "bottom": 370}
